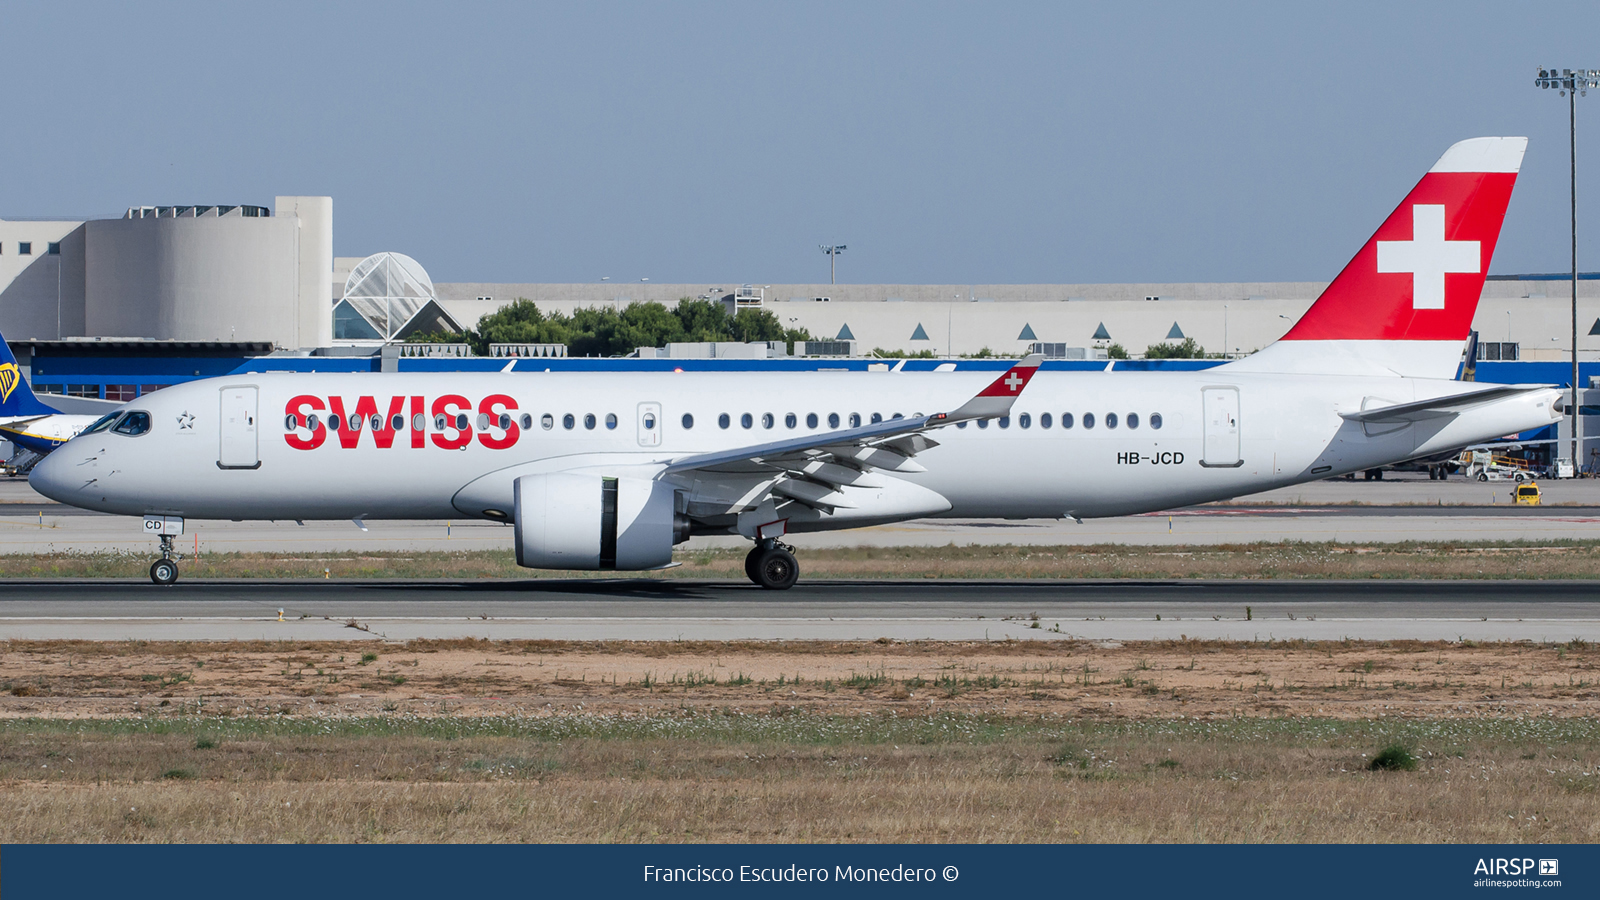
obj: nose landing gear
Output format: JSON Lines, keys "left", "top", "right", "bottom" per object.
{"left": 744, "top": 539, "right": 799, "bottom": 590}
{"left": 149, "top": 534, "right": 179, "bottom": 585}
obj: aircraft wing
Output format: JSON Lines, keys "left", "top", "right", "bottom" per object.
{"left": 658, "top": 355, "right": 1042, "bottom": 519}
{"left": 1338, "top": 385, "right": 1551, "bottom": 424}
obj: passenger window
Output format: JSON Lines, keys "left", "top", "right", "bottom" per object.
{"left": 392, "top": 414, "right": 406, "bottom": 431}
{"left": 719, "top": 413, "right": 731, "bottom": 429}
{"left": 682, "top": 413, "right": 694, "bottom": 429}
{"left": 284, "top": 414, "right": 297, "bottom": 431}
{"left": 606, "top": 413, "right": 618, "bottom": 429}
{"left": 372, "top": 414, "right": 384, "bottom": 431}
{"left": 785, "top": 413, "right": 797, "bottom": 428}
{"left": 891, "top": 413, "right": 903, "bottom": 419}
{"left": 762, "top": 413, "right": 774, "bottom": 429}
{"left": 455, "top": 413, "right": 469, "bottom": 431}
{"left": 977, "top": 419, "right": 989, "bottom": 429}
{"left": 827, "top": 413, "right": 840, "bottom": 428}
{"left": 413, "top": 414, "right": 427, "bottom": 431}
{"left": 741, "top": 413, "right": 753, "bottom": 429}
{"left": 1150, "top": 412, "right": 1163, "bottom": 430}
{"left": 1127, "top": 412, "right": 1139, "bottom": 429}
{"left": 432, "top": 414, "right": 445, "bottom": 431}
{"left": 308, "top": 414, "right": 321, "bottom": 431}
{"left": 871, "top": 413, "right": 883, "bottom": 424}
{"left": 1061, "top": 413, "right": 1073, "bottom": 429}
{"left": 563, "top": 414, "right": 575, "bottom": 430}
{"left": 476, "top": 413, "right": 490, "bottom": 430}
{"left": 998, "top": 416, "right": 1010, "bottom": 429}
{"left": 1106, "top": 413, "right": 1118, "bottom": 429}
{"left": 956, "top": 420, "right": 968, "bottom": 429}
{"left": 849, "top": 413, "right": 861, "bottom": 427}
{"left": 499, "top": 413, "right": 512, "bottom": 430}
{"left": 349, "top": 413, "right": 363, "bottom": 431}
{"left": 1082, "top": 413, "right": 1095, "bottom": 429}
{"left": 806, "top": 413, "right": 818, "bottom": 428}
{"left": 1019, "top": 413, "right": 1031, "bottom": 429}
{"left": 519, "top": 413, "right": 534, "bottom": 430}
{"left": 112, "top": 411, "right": 151, "bottom": 436}
{"left": 541, "top": 414, "right": 554, "bottom": 430}
{"left": 583, "top": 413, "right": 596, "bottom": 430}
{"left": 329, "top": 415, "right": 342, "bottom": 431}
{"left": 1041, "top": 412, "right": 1053, "bottom": 429}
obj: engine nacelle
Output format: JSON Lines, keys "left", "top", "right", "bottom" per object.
{"left": 513, "top": 473, "right": 686, "bottom": 570}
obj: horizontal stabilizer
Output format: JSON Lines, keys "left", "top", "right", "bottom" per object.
{"left": 1338, "top": 385, "right": 1548, "bottom": 423}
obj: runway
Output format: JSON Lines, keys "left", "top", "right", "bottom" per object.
{"left": 1, "top": 578, "right": 1596, "bottom": 643}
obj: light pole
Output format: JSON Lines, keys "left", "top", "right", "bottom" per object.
{"left": 820, "top": 244, "right": 847, "bottom": 285}
{"left": 1535, "top": 66, "right": 1600, "bottom": 474}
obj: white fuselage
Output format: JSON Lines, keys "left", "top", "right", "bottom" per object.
{"left": 28, "top": 368, "right": 1562, "bottom": 526}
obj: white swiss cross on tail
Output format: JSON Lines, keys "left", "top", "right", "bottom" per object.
{"left": 1375, "top": 204, "right": 1479, "bottom": 309}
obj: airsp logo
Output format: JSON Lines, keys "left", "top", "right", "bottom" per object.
{"left": 1474, "top": 858, "right": 1550, "bottom": 876}
{"left": 0, "top": 363, "right": 19, "bottom": 404}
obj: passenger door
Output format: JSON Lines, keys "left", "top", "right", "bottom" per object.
{"left": 1200, "top": 386, "right": 1241, "bottom": 468}
{"left": 218, "top": 386, "right": 260, "bottom": 469}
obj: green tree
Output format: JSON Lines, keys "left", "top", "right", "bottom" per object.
{"left": 1105, "top": 343, "right": 1129, "bottom": 359}
{"left": 402, "top": 330, "right": 468, "bottom": 344}
{"left": 470, "top": 298, "right": 573, "bottom": 355}
{"left": 674, "top": 298, "right": 734, "bottom": 341}
{"left": 467, "top": 296, "right": 813, "bottom": 357}
{"left": 1144, "top": 337, "right": 1205, "bottom": 359}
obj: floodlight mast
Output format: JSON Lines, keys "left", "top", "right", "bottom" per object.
{"left": 820, "top": 244, "right": 847, "bottom": 285}
{"left": 1535, "top": 67, "right": 1600, "bottom": 474}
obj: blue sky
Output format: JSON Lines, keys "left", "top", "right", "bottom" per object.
{"left": 3, "top": 1, "right": 1598, "bottom": 284}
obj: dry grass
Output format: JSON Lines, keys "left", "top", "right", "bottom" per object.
{"left": 0, "top": 715, "right": 1597, "bottom": 843}
{"left": 2, "top": 637, "right": 1598, "bottom": 721}
{"left": 0, "top": 638, "right": 1597, "bottom": 842}
{"left": 7, "top": 539, "right": 1600, "bottom": 579}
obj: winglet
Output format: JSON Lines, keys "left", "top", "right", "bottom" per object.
{"left": 940, "top": 354, "right": 1043, "bottom": 422}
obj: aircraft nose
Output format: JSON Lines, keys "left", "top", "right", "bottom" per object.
{"left": 28, "top": 447, "right": 75, "bottom": 504}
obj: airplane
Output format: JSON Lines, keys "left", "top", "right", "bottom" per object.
{"left": 0, "top": 339, "right": 105, "bottom": 466}
{"left": 28, "top": 136, "right": 1563, "bottom": 588}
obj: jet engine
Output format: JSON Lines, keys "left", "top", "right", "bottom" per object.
{"left": 513, "top": 473, "right": 688, "bottom": 570}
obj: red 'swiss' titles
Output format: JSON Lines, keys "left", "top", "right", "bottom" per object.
{"left": 284, "top": 395, "right": 521, "bottom": 451}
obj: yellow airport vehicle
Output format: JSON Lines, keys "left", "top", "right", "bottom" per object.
{"left": 1512, "top": 482, "right": 1542, "bottom": 506}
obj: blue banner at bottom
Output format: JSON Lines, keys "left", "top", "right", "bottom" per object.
{"left": 4, "top": 843, "right": 1592, "bottom": 898}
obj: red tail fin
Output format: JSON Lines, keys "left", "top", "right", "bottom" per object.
{"left": 1232, "top": 137, "right": 1526, "bottom": 378}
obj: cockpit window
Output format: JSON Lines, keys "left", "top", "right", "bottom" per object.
{"left": 112, "top": 411, "right": 152, "bottom": 436}
{"left": 81, "top": 413, "right": 120, "bottom": 435}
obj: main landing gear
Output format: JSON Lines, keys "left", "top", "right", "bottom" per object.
{"left": 150, "top": 534, "right": 179, "bottom": 586}
{"left": 744, "top": 539, "right": 799, "bottom": 590}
